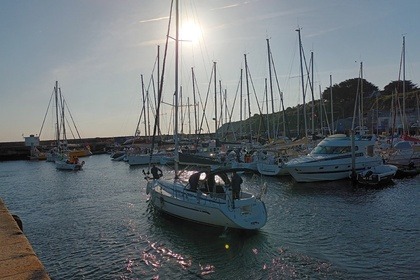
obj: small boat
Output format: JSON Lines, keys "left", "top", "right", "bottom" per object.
{"left": 110, "top": 150, "right": 126, "bottom": 161}
{"left": 55, "top": 158, "right": 85, "bottom": 171}
{"left": 257, "top": 161, "right": 289, "bottom": 176}
{"left": 394, "top": 162, "right": 420, "bottom": 179}
{"left": 354, "top": 164, "right": 398, "bottom": 186}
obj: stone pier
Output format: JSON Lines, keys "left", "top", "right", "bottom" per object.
{"left": 0, "top": 199, "right": 50, "bottom": 279}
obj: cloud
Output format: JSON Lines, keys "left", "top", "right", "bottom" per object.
{"left": 139, "top": 16, "right": 169, "bottom": 24}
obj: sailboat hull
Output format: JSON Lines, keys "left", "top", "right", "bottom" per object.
{"left": 147, "top": 179, "right": 267, "bottom": 230}
{"left": 257, "top": 162, "right": 289, "bottom": 176}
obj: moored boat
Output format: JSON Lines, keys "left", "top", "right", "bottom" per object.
{"left": 285, "top": 134, "right": 383, "bottom": 182}
{"left": 145, "top": 0, "right": 267, "bottom": 230}
{"left": 354, "top": 164, "right": 398, "bottom": 186}
{"left": 55, "top": 157, "right": 85, "bottom": 171}
{"left": 146, "top": 168, "right": 267, "bottom": 230}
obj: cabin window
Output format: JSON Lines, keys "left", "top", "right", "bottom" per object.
{"left": 312, "top": 145, "right": 352, "bottom": 154}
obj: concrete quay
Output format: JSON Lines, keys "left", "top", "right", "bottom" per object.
{"left": 0, "top": 199, "right": 50, "bottom": 280}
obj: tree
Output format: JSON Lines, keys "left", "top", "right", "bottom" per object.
{"left": 322, "top": 78, "right": 379, "bottom": 103}
{"left": 321, "top": 78, "right": 379, "bottom": 119}
{"left": 383, "top": 80, "right": 418, "bottom": 95}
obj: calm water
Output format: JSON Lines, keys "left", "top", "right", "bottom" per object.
{"left": 1, "top": 154, "right": 419, "bottom": 279}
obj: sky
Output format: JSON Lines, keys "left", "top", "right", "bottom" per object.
{"left": 1, "top": 0, "right": 419, "bottom": 142}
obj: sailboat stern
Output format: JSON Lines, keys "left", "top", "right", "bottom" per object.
{"left": 230, "top": 197, "right": 267, "bottom": 229}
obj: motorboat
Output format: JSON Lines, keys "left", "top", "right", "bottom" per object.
{"left": 285, "top": 134, "right": 383, "bottom": 182}
{"left": 146, "top": 168, "right": 267, "bottom": 230}
{"left": 354, "top": 164, "right": 398, "bottom": 186}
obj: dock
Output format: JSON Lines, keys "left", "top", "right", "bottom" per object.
{"left": 0, "top": 199, "right": 50, "bottom": 279}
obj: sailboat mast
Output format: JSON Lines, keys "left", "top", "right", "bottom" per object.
{"left": 296, "top": 28, "right": 307, "bottom": 139}
{"left": 319, "top": 85, "right": 323, "bottom": 135}
{"left": 266, "top": 38, "right": 275, "bottom": 139}
{"left": 244, "top": 54, "right": 252, "bottom": 141}
{"left": 141, "top": 74, "right": 147, "bottom": 138}
{"left": 311, "top": 51, "right": 315, "bottom": 136}
{"left": 402, "top": 35, "right": 406, "bottom": 134}
{"left": 54, "top": 81, "right": 60, "bottom": 149}
{"left": 174, "top": 0, "right": 179, "bottom": 178}
{"left": 187, "top": 96, "right": 191, "bottom": 135}
{"left": 192, "top": 67, "right": 198, "bottom": 136}
{"left": 330, "top": 74, "right": 334, "bottom": 134}
{"left": 240, "top": 68, "right": 243, "bottom": 138}
{"left": 213, "top": 61, "right": 217, "bottom": 138}
{"left": 219, "top": 79, "right": 223, "bottom": 132}
{"left": 59, "top": 88, "right": 67, "bottom": 145}
{"left": 359, "top": 62, "right": 364, "bottom": 132}
{"left": 280, "top": 91, "right": 286, "bottom": 137}
{"left": 265, "top": 78, "right": 270, "bottom": 139}
{"left": 156, "top": 45, "right": 160, "bottom": 135}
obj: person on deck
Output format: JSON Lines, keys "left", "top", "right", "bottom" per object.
{"left": 188, "top": 172, "right": 201, "bottom": 191}
{"left": 151, "top": 164, "right": 162, "bottom": 179}
{"left": 231, "top": 171, "right": 243, "bottom": 199}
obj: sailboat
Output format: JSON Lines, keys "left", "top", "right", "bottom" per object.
{"left": 42, "top": 81, "right": 86, "bottom": 170}
{"left": 39, "top": 81, "right": 91, "bottom": 163}
{"left": 145, "top": 0, "right": 267, "bottom": 230}
{"left": 383, "top": 36, "right": 420, "bottom": 170}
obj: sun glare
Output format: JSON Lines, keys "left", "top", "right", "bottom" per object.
{"left": 180, "top": 21, "right": 202, "bottom": 43}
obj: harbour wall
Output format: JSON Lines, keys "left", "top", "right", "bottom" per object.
{"left": 0, "top": 198, "right": 50, "bottom": 279}
{"left": 0, "top": 137, "right": 115, "bottom": 161}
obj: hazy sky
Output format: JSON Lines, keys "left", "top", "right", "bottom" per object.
{"left": 1, "top": 0, "right": 419, "bottom": 142}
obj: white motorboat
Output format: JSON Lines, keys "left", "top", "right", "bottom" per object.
{"left": 354, "top": 164, "right": 398, "bottom": 186}
{"left": 285, "top": 134, "right": 383, "bottom": 182}
{"left": 146, "top": 168, "right": 267, "bottom": 230}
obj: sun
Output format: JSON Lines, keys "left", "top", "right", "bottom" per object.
{"left": 180, "top": 21, "right": 202, "bottom": 43}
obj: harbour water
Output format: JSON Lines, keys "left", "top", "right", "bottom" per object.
{"left": 1, "top": 154, "right": 419, "bottom": 279}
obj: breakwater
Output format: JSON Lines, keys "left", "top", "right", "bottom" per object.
{"left": 0, "top": 199, "right": 50, "bottom": 279}
{"left": 0, "top": 137, "right": 114, "bottom": 161}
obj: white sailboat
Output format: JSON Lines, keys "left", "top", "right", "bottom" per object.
{"left": 47, "top": 81, "right": 86, "bottom": 171}
{"left": 145, "top": 0, "right": 267, "bottom": 230}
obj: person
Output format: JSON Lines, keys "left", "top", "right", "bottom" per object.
{"left": 206, "top": 173, "right": 216, "bottom": 193}
{"left": 151, "top": 164, "right": 162, "bottom": 179}
{"left": 231, "top": 171, "right": 243, "bottom": 199}
{"left": 188, "top": 172, "right": 201, "bottom": 191}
